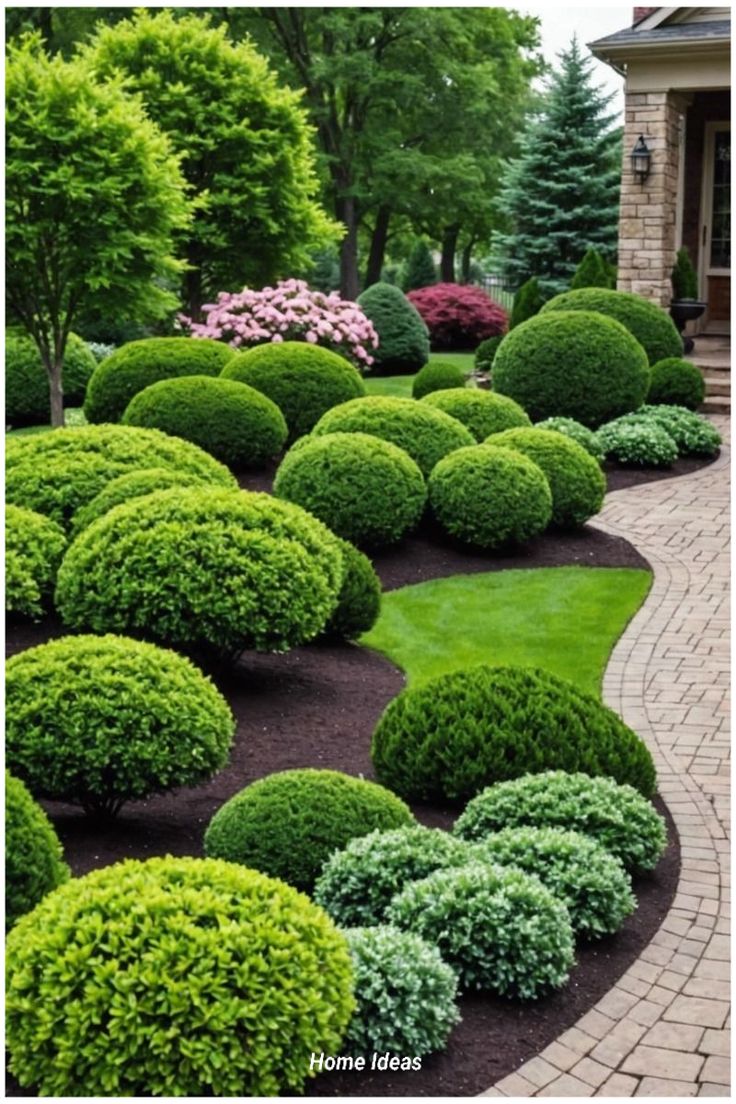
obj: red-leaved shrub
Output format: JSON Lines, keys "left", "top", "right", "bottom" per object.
{"left": 407, "top": 284, "right": 508, "bottom": 351}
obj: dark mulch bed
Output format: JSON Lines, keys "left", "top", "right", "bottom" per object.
{"left": 7, "top": 456, "right": 699, "bottom": 1097}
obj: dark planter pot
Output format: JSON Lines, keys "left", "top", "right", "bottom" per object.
{"left": 669, "top": 299, "right": 707, "bottom": 355}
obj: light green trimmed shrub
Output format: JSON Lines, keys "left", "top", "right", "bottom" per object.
{"left": 5, "top": 505, "right": 66, "bottom": 618}
{"left": 324, "top": 538, "right": 381, "bottom": 639}
{"left": 596, "top": 419, "right": 678, "bottom": 467}
{"left": 371, "top": 665, "right": 657, "bottom": 803}
{"left": 386, "top": 861, "right": 575, "bottom": 997}
{"left": 471, "top": 826, "right": 635, "bottom": 938}
{"left": 474, "top": 335, "right": 504, "bottom": 373}
{"left": 71, "top": 467, "right": 210, "bottom": 534}
{"left": 428, "top": 444, "right": 552, "bottom": 548}
{"left": 314, "top": 825, "right": 473, "bottom": 927}
{"left": 486, "top": 427, "right": 606, "bottom": 528}
{"left": 6, "top": 331, "right": 96, "bottom": 427}
{"left": 411, "top": 359, "right": 466, "bottom": 399}
{"left": 357, "top": 282, "right": 430, "bottom": 375}
{"left": 5, "top": 856, "right": 355, "bottom": 1096}
{"left": 6, "top": 634, "right": 235, "bottom": 817}
{"left": 636, "top": 405, "right": 721, "bottom": 457}
{"left": 83, "top": 336, "right": 234, "bottom": 423}
{"left": 535, "top": 416, "right": 605, "bottom": 462}
{"left": 204, "top": 768, "right": 415, "bottom": 892}
{"left": 422, "top": 388, "right": 531, "bottom": 441}
{"left": 273, "top": 432, "right": 426, "bottom": 547}
{"left": 311, "top": 395, "right": 474, "bottom": 476}
{"left": 454, "top": 770, "right": 667, "bottom": 873}
{"left": 492, "top": 310, "right": 650, "bottom": 427}
{"left": 343, "top": 926, "right": 460, "bottom": 1055}
{"left": 55, "top": 488, "right": 344, "bottom": 656}
{"left": 541, "top": 287, "right": 682, "bottom": 365}
{"left": 221, "top": 340, "right": 366, "bottom": 441}
{"left": 5, "top": 771, "right": 69, "bottom": 931}
{"left": 647, "top": 357, "right": 705, "bottom": 410}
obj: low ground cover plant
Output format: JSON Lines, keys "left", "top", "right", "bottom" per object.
{"left": 647, "top": 357, "right": 705, "bottom": 409}
{"left": 70, "top": 467, "right": 211, "bottom": 534}
{"left": 6, "top": 634, "right": 235, "bottom": 817}
{"left": 204, "top": 768, "right": 414, "bottom": 891}
{"left": 324, "top": 538, "right": 382, "bottom": 639}
{"left": 596, "top": 418, "right": 679, "bottom": 467}
{"left": 411, "top": 358, "right": 466, "bottom": 399}
{"left": 540, "top": 287, "right": 682, "bottom": 364}
{"left": 6, "top": 331, "right": 96, "bottom": 427}
{"left": 535, "top": 416, "right": 605, "bottom": 461}
{"left": 421, "top": 388, "right": 530, "bottom": 440}
{"left": 5, "top": 771, "right": 69, "bottom": 930}
{"left": 5, "top": 505, "right": 66, "bottom": 619}
{"left": 407, "top": 283, "right": 507, "bottom": 350}
{"left": 358, "top": 282, "right": 429, "bottom": 375}
{"left": 5, "top": 856, "right": 355, "bottom": 1096}
{"left": 634, "top": 405, "right": 721, "bottom": 456}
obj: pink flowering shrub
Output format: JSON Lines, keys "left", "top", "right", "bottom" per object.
{"left": 407, "top": 283, "right": 508, "bottom": 351}
{"left": 180, "top": 280, "right": 378, "bottom": 370}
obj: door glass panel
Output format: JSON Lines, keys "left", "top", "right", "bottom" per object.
{"left": 710, "top": 130, "right": 730, "bottom": 270}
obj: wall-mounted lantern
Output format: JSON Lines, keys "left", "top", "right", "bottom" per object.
{"left": 631, "top": 135, "right": 652, "bottom": 183}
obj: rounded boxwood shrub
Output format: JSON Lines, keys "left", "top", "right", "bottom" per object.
{"left": 371, "top": 665, "right": 657, "bottom": 803}
{"left": 6, "top": 330, "right": 96, "bottom": 426}
{"left": 535, "top": 416, "right": 605, "bottom": 462}
{"left": 343, "top": 926, "right": 460, "bottom": 1056}
{"left": 474, "top": 335, "right": 504, "bottom": 373}
{"left": 5, "top": 856, "right": 355, "bottom": 1096}
{"left": 647, "top": 357, "right": 705, "bottom": 409}
{"left": 5, "top": 505, "right": 66, "bottom": 618}
{"left": 428, "top": 444, "right": 552, "bottom": 549}
{"left": 204, "top": 768, "right": 415, "bottom": 892}
{"left": 55, "top": 488, "right": 344, "bottom": 656}
{"left": 121, "top": 375, "right": 287, "bottom": 468}
{"left": 357, "top": 281, "right": 430, "bottom": 374}
{"left": 407, "top": 283, "right": 508, "bottom": 350}
{"left": 422, "top": 388, "right": 531, "bottom": 441}
{"left": 221, "top": 340, "right": 366, "bottom": 441}
{"left": 540, "top": 288, "right": 683, "bottom": 365}
{"left": 386, "top": 862, "right": 575, "bottom": 997}
{"left": 273, "top": 432, "right": 426, "bottom": 547}
{"left": 6, "top": 634, "right": 235, "bottom": 817}
{"left": 312, "top": 395, "right": 474, "bottom": 476}
{"left": 6, "top": 425, "right": 236, "bottom": 529}
{"left": 71, "top": 467, "right": 210, "bottom": 534}
{"left": 486, "top": 427, "right": 606, "bottom": 528}
{"left": 471, "top": 827, "right": 635, "bottom": 938}
{"left": 314, "top": 825, "right": 473, "bottom": 927}
{"left": 454, "top": 770, "right": 667, "bottom": 874}
{"left": 324, "top": 538, "right": 381, "bottom": 639}
{"left": 411, "top": 359, "right": 466, "bottom": 399}
{"left": 492, "top": 310, "right": 650, "bottom": 427}
{"left": 5, "top": 771, "right": 69, "bottom": 931}
{"left": 83, "top": 336, "right": 234, "bottom": 423}
{"left": 596, "top": 419, "right": 678, "bottom": 467}
{"left": 636, "top": 404, "right": 721, "bottom": 457}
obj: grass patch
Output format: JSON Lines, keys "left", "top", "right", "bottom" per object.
{"left": 7, "top": 408, "right": 87, "bottom": 437}
{"left": 362, "top": 566, "right": 651, "bottom": 698}
{"left": 363, "top": 353, "right": 477, "bottom": 398}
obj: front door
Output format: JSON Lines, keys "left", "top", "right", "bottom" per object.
{"left": 700, "top": 122, "right": 730, "bottom": 332}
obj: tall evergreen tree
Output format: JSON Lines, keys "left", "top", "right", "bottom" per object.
{"left": 403, "top": 240, "right": 437, "bottom": 291}
{"left": 493, "top": 37, "right": 620, "bottom": 296}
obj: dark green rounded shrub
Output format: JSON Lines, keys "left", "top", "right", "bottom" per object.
{"left": 371, "top": 665, "right": 657, "bottom": 803}
{"left": 535, "top": 416, "right": 605, "bottom": 461}
{"left": 5, "top": 856, "right": 355, "bottom": 1096}
{"left": 55, "top": 488, "right": 344, "bottom": 656}
{"left": 314, "top": 825, "right": 473, "bottom": 927}
{"left": 454, "top": 770, "right": 667, "bottom": 873}
{"left": 71, "top": 467, "right": 210, "bottom": 534}
{"left": 411, "top": 359, "right": 466, "bottom": 399}
{"left": 221, "top": 340, "right": 366, "bottom": 440}
{"left": 492, "top": 310, "right": 650, "bottom": 427}
{"left": 204, "top": 768, "right": 415, "bottom": 892}
{"left": 486, "top": 427, "right": 606, "bottom": 528}
{"left": 474, "top": 335, "right": 504, "bottom": 373}
{"left": 541, "top": 288, "right": 682, "bottom": 365}
{"left": 5, "top": 505, "right": 66, "bottom": 618}
{"left": 387, "top": 861, "right": 575, "bottom": 997}
{"left": 471, "top": 827, "right": 635, "bottom": 938}
{"left": 5, "top": 771, "right": 69, "bottom": 931}
{"left": 324, "top": 538, "right": 382, "bottom": 639}
{"left": 312, "top": 395, "right": 474, "bottom": 475}
{"left": 83, "top": 336, "right": 234, "bottom": 423}
{"left": 647, "top": 357, "right": 705, "bottom": 409}
{"left": 509, "top": 276, "right": 545, "bottom": 329}
{"left": 121, "top": 375, "right": 287, "bottom": 468}
{"left": 6, "top": 634, "right": 235, "bottom": 817}
{"left": 636, "top": 404, "right": 721, "bottom": 457}
{"left": 596, "top": 418, "right": 678, "bottom": 467}
{"left": 273, "top": 431, "right": 426, "bottom": 547}
{"left": 5, "top": 425, "right": 236, "bottom": 529}
{"left": 6, "top": 331, "right": 96, "bottom": 426}
{"left": 343, "top": 926, "right": 460, "bottom": 1055}
{"left": 428, "top": 445, "right": 552, "bottom": 548}
{"left": 422, "top": 388, "right": 531, "bottom": 441}
{"left": 357, "top": 281, "right": 430, "bottom": 374}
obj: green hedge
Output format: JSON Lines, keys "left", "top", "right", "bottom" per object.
{"left": 492, "top": 310, "right": 650, "bottom": 427}
{"left": 428, "top": 444, "right": 552, "bottom": 548}
{"left": 83, "top": 336, "right": 234, "bottom": 423}
{"left": 6, "top": 331, "right": 97, "bottom": 427}
{"left": 6, "top": 634, "right": 234, "bottom": 817}
{"left": 357, "top": 282, "right": 430, "bottom": 374}
{"left": 324, "top": 538, "right": 382, "bottom": 639}
{"left": 221, "top": 340, "right": 366, "bottom": 440}
{"left": 71, "top": 467, "right": 210, "bottom": 534}
{"left": 5, "top": 771, "right": 69, "bottom": 931}
{"left": 421, "top": 388, "right": 531, "bottom": 441}
{"left": 535, "top": 416, "right": 605, "bottom": 461}
{"left": 5, "top": 856, "right": 354, "bottom": 1096}
{"left": 540, "top": 288, "right": 682, "bottom": 365}
{"left": 274, "top": 432, "right": 426, "bottom": 547}
{"left": 5, "top": 505, "right": 66, "bottom": 618}
{"left": 411, "top": 359, "right": 466, "bottom": 399}
{"left": 371, "top": 665, "right": 657, "bottom": 803}
{"left": 55, "top": 488, "right": 344, "bottom": 656}
{"left": 647, "top": 357, "right": 705, "bottom": 410}
{"left": 204, "top": 768, "right": 415, "bottom": 892}
{"left": 312, "top": 395, "right": 474, "bottom": 476}
{"left": 596, "top": 418, "right": 678, "bottom": 467}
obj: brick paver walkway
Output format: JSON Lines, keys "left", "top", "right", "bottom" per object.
{"left": 486, "top": 416, "right": 730, "bottom": 1099}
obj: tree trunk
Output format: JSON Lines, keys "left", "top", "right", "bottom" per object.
{"left": 440, "top": 225, "right": 460, "bottom": 283}
{"left": 185, "top": 263, "right": 204, "bottom": 323}
{"left": 336, "top": 193, "right": 360, "bottom": 300}
{"left": 461, "top": 237, "right": 477, "bottom": 284}
{"left": 47, "top": 363, "right": 65, "bottom": 429}
{"left": 364, "top": 204, "right": 392, "bottom": 289}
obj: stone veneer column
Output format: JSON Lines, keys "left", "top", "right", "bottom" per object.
{"left": 617, "top": 91, "right": 687, "bottom": 307}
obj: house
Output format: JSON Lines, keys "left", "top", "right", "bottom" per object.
{"left": 590, "top": 7, "right": 730, "bottom": 334}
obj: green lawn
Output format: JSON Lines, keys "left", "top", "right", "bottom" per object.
{"left": 7, "top": 408, "right": 87, "bottom": 437}
{"left": 364, "top": 352, "right": 476, "bottom": 398}
{"left": 361, "top": 566, "right": 651, "bottom": 698}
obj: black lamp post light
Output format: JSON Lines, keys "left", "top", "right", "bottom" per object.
{"left": 631, "top": 135, "right": 652, "bottom": 182}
